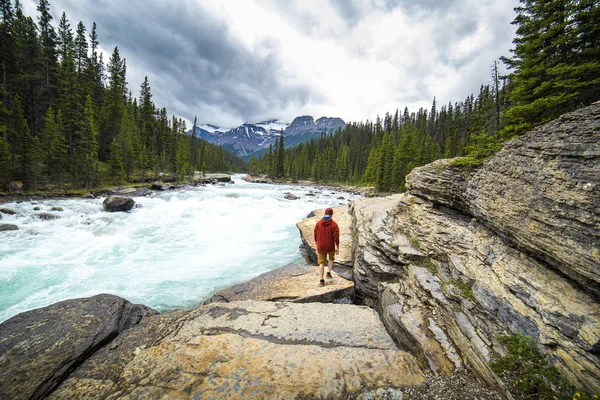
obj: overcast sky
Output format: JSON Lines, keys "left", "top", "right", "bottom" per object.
{"left": 24, "top": 0, "right": 519, "bottom": 128}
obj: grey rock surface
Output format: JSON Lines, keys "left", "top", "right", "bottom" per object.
{"left": 0, "top": 294, "right": 158, "bottom": 400}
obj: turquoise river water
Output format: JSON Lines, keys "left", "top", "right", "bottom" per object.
{"left": 0, "top": 175, "right": 358, "bottom": 323}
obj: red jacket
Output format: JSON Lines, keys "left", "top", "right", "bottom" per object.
{"left": 314, "top": 217, "right": 340, "bottom": 253}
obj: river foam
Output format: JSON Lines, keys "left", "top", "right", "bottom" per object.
{"left": 0, "top": 175, "right": 357, "bottom": 322}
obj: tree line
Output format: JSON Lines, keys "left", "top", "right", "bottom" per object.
{"left": 250, "top": 0, "right": 599, "bottom": 191}
{"left": 0, "top": 0, "right": 246, "bottom": 190}
{"left": 250, "top": 81, "right": 508, "bottom": 191}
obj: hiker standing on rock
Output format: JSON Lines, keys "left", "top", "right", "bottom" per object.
{"left": 314, "top": 207, "right": 340, "bottom": 287}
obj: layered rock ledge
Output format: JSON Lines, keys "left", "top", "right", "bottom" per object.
{"left": 341, "top": 102, "right": 600, "bottom": 394}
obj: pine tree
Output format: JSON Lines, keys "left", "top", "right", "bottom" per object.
{"left": 78, "top": 95, "right": 98, "bottom": 189}
{"left": 502, "top": 0, "right": 600, "bottom": 136}
{"left": 36, "top": 0, "right": 57, "bottom": 93}
{"left": 276, "top": 131, "right": 284, "bottom": 178}
{"left": 109, "top": 137, "right": 125, "bottom": 183}
{"left": 74, "top": 21, "right": 87, "bottom": 76}
{"left": 39, "top": 106, "right": 67, "bottom": 185}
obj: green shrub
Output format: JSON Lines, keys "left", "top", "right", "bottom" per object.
{"left": 409, "top": 237, "right": 421, "bottom": 249}
{"left": 491, "top": 334, "right": 596, "bottom": 400}
{"left": 450, "top": 279, "right": 474, "bottom": 301}
{"left": 417, "top": 257, "right": 438, "bottom": 275}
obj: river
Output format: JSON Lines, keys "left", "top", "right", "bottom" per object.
{"left": 0, "top": 175, "right": 358, "bottom": 323}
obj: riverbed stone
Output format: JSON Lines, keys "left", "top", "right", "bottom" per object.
{"left": 37, "top": 212, "right": 59, "bottom": 220}
{"left": 205, "top": 264, "right": 354, "bottom": 304}
{"left": 0, "top": 207, "right": 16, "bottom": 215}
{"left": 0, "top": 223, "right": 18, "bottom": 231}
{"left": 0, "top": 294, "right": 158, "bottom": 400}
{"left": 102, "top": 196, "right": 135, "bottom": 212}
{"left": 50, "top": 206, "right": 63, "bottom": 212}
{"left": 204, "top": 173, "right": 231, "bottom": 182}
{"left": 296, "top": 205, "right": 353, "bottom": 268}
{"left": 50, "top": 300, "right": 425, "bottom": 399}
{"left": 284, "top": 192, "right": 300, "bottom": 200}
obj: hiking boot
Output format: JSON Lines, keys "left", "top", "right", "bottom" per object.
{"left": 319, "top": 279, "right": 325, "bottom": 287}
{"left": 326, "top": 272, "right": 333, "bottom": 279}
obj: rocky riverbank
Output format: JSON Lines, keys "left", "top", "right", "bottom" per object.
{"left": 0, "top": 173, "right": 234, "bottom": 204}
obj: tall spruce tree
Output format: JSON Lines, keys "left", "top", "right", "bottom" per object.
{"left": 502, "top": 0, "right": 600, "bottom": 136}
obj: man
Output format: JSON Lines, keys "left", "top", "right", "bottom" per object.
{"left": 314, "top": 207, "right": 340, "bottom": 287}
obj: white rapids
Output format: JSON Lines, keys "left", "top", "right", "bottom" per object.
{"left": 0, "top": 175, "right": 358, "bottom": 323}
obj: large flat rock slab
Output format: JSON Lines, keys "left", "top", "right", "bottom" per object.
{"left": 50, "top": 301, "right": 425, "bottom": 399}
{"left": 205, "top": 264, "right": 354, "bottom": 304}
{"left": 0, "top": 294, "right": 157, "bottom": 400}
{"left": 297, "top": 205, "right": 353, "bottom": 268}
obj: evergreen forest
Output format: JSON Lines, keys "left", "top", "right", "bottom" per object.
{"left": 0, "top": 0, "right": 246, "bottom": 191}
{"left": 250, "top": 0, "right": 600, "bottom": 191}
{"left": 1, "top": 0, "right": 599, "bottom": 193}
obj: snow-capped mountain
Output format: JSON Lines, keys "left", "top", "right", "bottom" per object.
{"left": 189, "top": 116, "right": 346, "bottom": 160}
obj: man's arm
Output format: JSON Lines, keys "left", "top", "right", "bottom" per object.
{"left": 333, "top": 223, "right": 340, "bottom": 254}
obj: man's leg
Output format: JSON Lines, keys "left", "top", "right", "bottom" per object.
{"left": 327, "top": 258, "right": 334, "bottom": 274}
{"left": 318, "top": 253, "right": 326, "bottom": 286}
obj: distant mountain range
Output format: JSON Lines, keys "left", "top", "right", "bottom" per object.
{"left": 189, "top": 116, "right": 346, "bottom": 161}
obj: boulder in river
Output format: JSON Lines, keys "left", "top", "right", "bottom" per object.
{"left": 204, "top": 173, "right": 231, "bottom": 182}
{"left": 37, "top": 212, "right": 59, "bottom": 220}
{"left": 102, "top": 196, "right": 135, "bottom": 212}
{"left": 284, "top": 192, "right": 299, "bottom": 200}
{"left": 0, "top": 223, "right": 18, "bottom": 231}
{"left": 50, "top": 206, "right": 64, "bottom": 212}
{"left": 0, "top": 294, "right": 157, "bottom": 400}
{"left": 0, "top": 207, "right": 17, "bottom": 215}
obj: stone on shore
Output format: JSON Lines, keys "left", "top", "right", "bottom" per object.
{"left": 5, "top": 181, "right": 22, "bottom": 192}
{"left": 205, "top": 264, "right": 354, "bottom": 304}
{"left": 0, "top": 294, "right": 158, "bottom": 400}
{"left": 50, "top": 300, "right": 425, "bottom": 399}
{"left": 102, "top": 196, "right": 135, "bottom": 212}
{"left": 151, "top": 181, "right": 164, "bottom": 190}
{"left": 296, "top": 205, "right": 353, "bottom": 269}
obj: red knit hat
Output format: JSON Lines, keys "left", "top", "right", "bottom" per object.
{"left": 325, "top": 208, "right": 334, "bottom": 215}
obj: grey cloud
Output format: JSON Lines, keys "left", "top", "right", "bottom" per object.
{"left": 50, "top": 0, "right": 316, "bottom": 126}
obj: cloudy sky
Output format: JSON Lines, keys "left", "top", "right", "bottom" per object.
{"left": 24, "top": 0, "right": 519, "bottom": 128}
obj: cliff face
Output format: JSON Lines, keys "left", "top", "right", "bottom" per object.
{"left": 350, "top": 102, "right": 600, "bottom": 393}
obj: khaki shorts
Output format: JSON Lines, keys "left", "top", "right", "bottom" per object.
{"left": 317, "top": 251, "right": 335, "bottom": 265}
